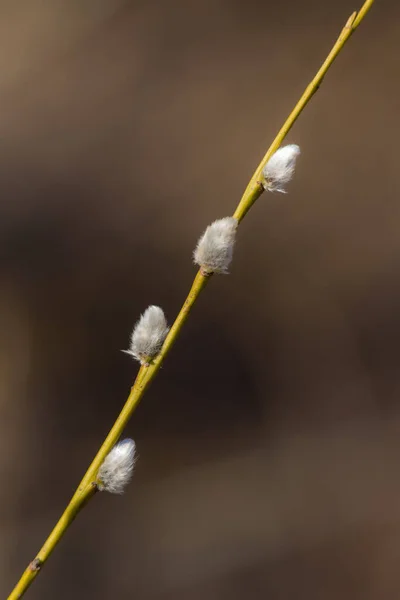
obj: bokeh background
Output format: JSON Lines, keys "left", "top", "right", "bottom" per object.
{"left": 1, "top": 0, "right": 399, "bottom": 598}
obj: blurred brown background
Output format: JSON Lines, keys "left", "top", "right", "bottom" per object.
{"left": 0, "top": 0, "right": 399, "bottom": 598}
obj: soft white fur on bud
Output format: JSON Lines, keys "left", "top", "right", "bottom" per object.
{"left": 124, "top": 305, "right": 169, "bottom": 364}
{"left": 262, "top": 144, "right": 300, "bottom": 193}
{"left": 97, "top": 439, "right": 136, "bottom": 494}
{"left": 193, "top": 216, "right": 238, "bottom": 274}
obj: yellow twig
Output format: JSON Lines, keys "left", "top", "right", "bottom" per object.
{"left": 7, "top": 273, "right": 210, "bottom": 598}
{"left": 233, "top": 3, "right": 372, "bottom": 222}
{"left": 7, "top": 1, "right": 375, "bottom": 597}
{"left": 7, "top": 483, "right": 96, "bottom": 599}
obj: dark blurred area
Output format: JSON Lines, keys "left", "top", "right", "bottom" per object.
{"left": 1, "top": 0, "right": 399, "bottom": 597}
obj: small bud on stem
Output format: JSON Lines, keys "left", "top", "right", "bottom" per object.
{"left": 97, "top": 439, "right": 136, "bottom": 494}
{"left": 262, "top": 144, "right": 300, "bottom": 193}
{"left": 193, "top": 216, "right": 238, "bottom": 274}
{"left": 123, "top": 305, "right": 169, "bottom": 365}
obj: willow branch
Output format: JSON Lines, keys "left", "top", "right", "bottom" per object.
{"left": 7, "top": 1, "right": 375, "bottom": 597}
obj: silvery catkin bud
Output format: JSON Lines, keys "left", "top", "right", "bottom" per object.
{"left": 193, "top": 216, "right": 238, "bottom": 275}
{"left": 97, "top": 439, "right": 136, "bottom": 494}
{"left": 124, "top": 305, "right": 169, "bottom": 365}
{"left": 262, "top": 144, "right": 300, "bottom": 193}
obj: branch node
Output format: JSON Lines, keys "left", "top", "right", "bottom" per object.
{"left": 29, "top": 558, "right": 42, "bottom": 573}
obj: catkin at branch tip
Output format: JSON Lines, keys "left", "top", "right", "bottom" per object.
{"left": 123, "top": 305, "right": 169, "bottom": 364}
{"left": 97, "top": 439, "right": 136, "bottom": 494}
{"left": 262, "top": 144, "right": 300, "bottom": 193}
{"left": 193, "top": 216, "right": 238, "bottom": 275}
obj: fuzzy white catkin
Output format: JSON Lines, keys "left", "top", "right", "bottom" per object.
{"left": 193, "top": 216, "right": 238, "bottom": 274}
{"left": 124, "top": 305, "right": 169, "bottom": 364}
{"left": 97, "top": 439, "right": 136, "bottom": 494}
{"left": 262, "top": 144, "right": 300, "bottom": 193}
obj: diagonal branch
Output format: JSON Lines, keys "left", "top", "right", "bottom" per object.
{"left": 7, "top": 1, "right": 376, "bottom": 597}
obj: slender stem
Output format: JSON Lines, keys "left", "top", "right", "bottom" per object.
{"left": 353, "top": 0, "right": 375, "bottom": 28}
{"left": 7, "top": 1, "right": 375, "bottom": 597}
{"left": 233, "top": 5, "right": 369, "bottom": 222}
{"left": 77, "top": 270, "right": 210, "bottom": 494}
{"left": 8, "top": 483, "right": 96, "bottom": 599}
{"left": 7, "top": 271, "right": 210, "bottom": 600}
